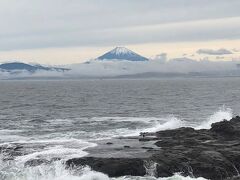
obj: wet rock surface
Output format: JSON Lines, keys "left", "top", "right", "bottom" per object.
{"left": 2, "top": 116, "right": 240, "bottom": 179}
{"left": 66, "top": 116, "right": 240, "bottom": 180}
{"left": 67, "top": 157, "right": 147, "bottom": 177}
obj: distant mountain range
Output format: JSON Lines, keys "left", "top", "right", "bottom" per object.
{"left": 1, "top": 47, "right": 240, "bottom": 79}
{"left": 97, "top": 47, "right": 149, "bottom": 61}
{"left": 0, "top": 62, "right": 70, "bottom": 73}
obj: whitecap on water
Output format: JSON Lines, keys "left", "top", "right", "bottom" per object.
{"left": 0, "top": 129, "right": 28, "bottom": 143}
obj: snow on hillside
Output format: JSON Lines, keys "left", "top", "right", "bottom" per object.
{"left": 110, "top": 47, "right": 132, "bottom": 55}
{"left": 97, "top": 47, "right": 149, "bottom": 61}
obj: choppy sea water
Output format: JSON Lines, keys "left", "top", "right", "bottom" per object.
{"left": 0, "top": 78, "right": 239, "bottom": 180}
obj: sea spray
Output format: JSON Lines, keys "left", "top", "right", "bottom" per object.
{"left": 0, "top": 159, "right": 107, "bottom": 180}
{"left": 144, "top": 160, "right": 158, "bottom": 177}
{"left": 142, "top": 116, "right": 185, "bottom": 132}
{"left": 0, "top": 158, "right": 208, "bottom": 180}
{"left": 112, "top": 174, "right": 207, "bottom": 180}
{"left": 119, "top": 116, "right": 185, "bottom": 137}
{"left": 196, "top": 106, "right": 233, "bottom": 129}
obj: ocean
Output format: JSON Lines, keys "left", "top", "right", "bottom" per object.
{"left": 0, "top": 77, "right": 239, "bottom": 180}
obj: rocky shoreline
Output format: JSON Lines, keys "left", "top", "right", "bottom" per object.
{"left": 2, "top": 116, "right": 240, "bottom": 179}
{"left": 66, "top": 116, "right": 240, "bottom": 180}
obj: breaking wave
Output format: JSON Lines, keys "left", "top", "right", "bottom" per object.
{"left": 142, "top": 116, "right": 185, "bottom": 132}
{"left": 196, "top": 106, "right": 233, "bottom": 129}
{"left": 0, "top": 107, "right": 234, "bottom": 180}
{"left": 0, "top": 156, "right": 207, "bottom": 180}
{"left": 90, "top": 116, "right": 185, "bottom": 138}
{"left": 92, "top": 106, "right": 233, "bottom": 139}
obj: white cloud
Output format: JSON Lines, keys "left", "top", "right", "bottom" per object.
{"left": 197, "top": 48, "right": 233, "bottom": 55}
{"left": 0, "top": 69, "right": 65, "bottom": 79}
{"left": 1, "top": 57, "right": 240, "bottom": 79}
{"left": 152, "top": 53, "right": 167, "bottom": 63}
{"left": 63, "top": 58, "right": 240, "bottom": 78}
{"left": 232, "top": 48, "right": 240, "bottom": 52}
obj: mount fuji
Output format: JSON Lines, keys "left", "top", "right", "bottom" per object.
{"left": 97, "top": 47, "right": 149, "bottom": 61}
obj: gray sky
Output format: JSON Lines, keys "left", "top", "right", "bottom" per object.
{"left": 0, "top": 0, "right": 240, "bottom": 64}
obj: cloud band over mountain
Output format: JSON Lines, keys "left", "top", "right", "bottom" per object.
{"left": 197, "top": 48, "right": 233, "bottom": 55}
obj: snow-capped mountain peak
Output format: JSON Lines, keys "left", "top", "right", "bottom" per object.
{"left": 110, "top": 47, "right": 134, "bottom": 55}
{"left": 97, "top": 47, "right": 149, "bottom": 61}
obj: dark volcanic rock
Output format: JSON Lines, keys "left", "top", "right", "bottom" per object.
{"left": 211, "top": 120, "right": 235, "bottom": 134}
{"left": 0, "top": 144, "right": 25, "bottom": 160}
{"left": 210, "top": 118, "right": 240, "bottom": 139}
{"left": 66, "top": 116, "right": 240, "bottom": 180}
{"left": 66, "top": 157, "right": 146, "bottom": 177}
{"left": 152, "top": 116, "right": 240, "bottom": 180}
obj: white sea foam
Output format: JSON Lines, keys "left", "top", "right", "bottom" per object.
{"left": 14, "top": 139, "right": 97, "bottom": 165}
{"left": 114, "top": 174, "right": 207, "bottom": 179}
{"left": 90, "top": 117, "right": 162, "bottom": 122}
{"left": 156, "top": 174, "right": 207, "bottom": 180}
{"left": 77, "top": 171, "right": 110, "bottom": 180}
{"left": 0, "top": 156, "right": 207, "bottom": 180}
{"left": 142, "top": 117, "right": 185, "bottom": 132}
{"left": 15, "top": 147, "right": 88, "bottom": 164}
{"left": 15, "top": 138, "right": 92, "bottom": 145}
{"left": 0, "top": 129, "right": 28, "bottom": 143}
{"left": 45, "top": 118, "right": 75, "bottom": 125}
{"left": 196, "top": 106, "right": 233, "bottom": 129}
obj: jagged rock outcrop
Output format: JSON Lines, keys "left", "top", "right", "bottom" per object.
{"left": 66, "top": 116, "right": 240, "bottom": 180}
{"left": 67, "top": 157, "right": 146, "bottom": 177}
